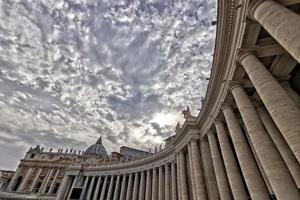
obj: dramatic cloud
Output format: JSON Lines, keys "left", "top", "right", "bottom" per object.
{"left": 0, "top": 0, "right": 216, "bottom": 170}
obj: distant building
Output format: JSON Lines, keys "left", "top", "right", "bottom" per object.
{"left": 0, "top": 170, "right": 14, "bottom": 191}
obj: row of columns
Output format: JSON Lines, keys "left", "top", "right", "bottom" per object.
{"left": 57, "top": 163, "right": 178, "bottom": 200}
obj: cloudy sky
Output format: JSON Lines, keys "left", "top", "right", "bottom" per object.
{"left": 0, "top": 0, "right": 216, "bottom": 170}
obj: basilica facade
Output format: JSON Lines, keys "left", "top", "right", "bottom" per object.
{"left": 1, "top": 0, "right": 300, "bottom": 199}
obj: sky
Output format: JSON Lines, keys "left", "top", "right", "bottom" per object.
{"left": 0, "top": 0, "right": 216, "bottom": 170}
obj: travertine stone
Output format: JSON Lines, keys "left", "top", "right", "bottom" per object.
{"left": 257, "top": 106, "right": 300, "bottom": 188}
{"left": 119, "top": 175, "right": 127, "bottom": 200}
{"left": 171, "top": 163, "right": 178, "bottom": 200}
{"left": 207, "top": 132, "right": 231, "bottom": 200}
{"left": 56, "top": 175, "right": 69, "bottom": 200}
{"left": 188, "top": 143, "right": 197, "bottom": 200}
{"left": 151, "top": 168, "right": 158, "bottom": 200}
{"left": 86, "top": 176, "right": 95, "bottom": 200}
{"left": 200, "top": 138, "right": 220, "bottom": 200}
{"left": 222, "top": 106, "right": 269, "bottom": 199}
{"left": 100, "top": 176, "right": 108, "bottom": 200}
{"left": 165, "top": 164, "right": 170, "bottom": 200}
{"left": 113, "top": 175, "right": 121, "bottom": 200}
{"left": 158, "top": 166, "right": 164, "bottom": 200}
{"left": 176, "top": 156, "right": 182, "bottom": 200}
{"left": 238, "top": 50, "right": 300, "bottom": 163}
{"left": 126, "top": 174, "right": 133, "bottom": 200}
{"left": 7, "top": 167, "right": 21, "bottom": 191}
{"left": 106, "top": 176, "right": 114, "bottom": 200}
{"left": 145, "top": 170, "right": 152, "bottom": 200}
{"left": 48, "top": 168, "right": 60, "bottom": 194}
{"left": 231, "top": 83, "right": 300, "bottom": 200}
{"left": 133, "top": 173, "right": 140, "bottom": 200}
{"left": 18, "top": 168, "right": 34, "bottom": 192}
{"left": 79, "top": 176, "right": 89, "bottom": 200}
{"left": 248, "top": 0, "right": 300, "bottom": 63}
{"left": 93, "top": 177, "right": 102, "bottom": 200}
{"left": 138, "top": 171, "right": 146, "bottom": 200}
{"left": 215, "top": 120, "right": 248, "bottom": 199}
{"left": 179, "top": 151, "right": 189, "bottom": 200}
{"left": 41, "top": 168, "right": 53, "bottom": 194}
{"left": 30, "top": 168, "right": 42, "bottom": 192}
{"left": 191, "top": 140, "right": 207, "bottom": 200}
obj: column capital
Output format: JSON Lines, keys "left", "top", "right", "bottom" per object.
{"left": 229, "top": 82, "right": 242, "bottom": 92}
{"left": 237, "top": 48, "right": 255, "bottom": 64}
{"left": 206, "top": 130, "right": 214, "bottom": 136}
{"left": 221, "top": 104, "right": 232, "bottom": 112}
{"left": 214, "top": 118, "right": 224, "bottom": 125}
{"left": 247, "top": 0, "right": 271, "bottom": 20}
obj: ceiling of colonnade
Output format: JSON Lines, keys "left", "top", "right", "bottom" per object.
{"left": 0, "top": 0, "right": 216, "bottom": 169}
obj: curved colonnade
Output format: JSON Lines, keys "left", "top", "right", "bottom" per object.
{"left": 57, "top": 0, "right": 300, "bottom": 199}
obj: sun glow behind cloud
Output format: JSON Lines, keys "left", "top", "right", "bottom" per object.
{"left": 0, "top": 0, "right": 216, "bottom": 169}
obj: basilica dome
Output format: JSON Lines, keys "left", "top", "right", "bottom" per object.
{"left": 84, "top": 136, "right": 108, "bottom": 157}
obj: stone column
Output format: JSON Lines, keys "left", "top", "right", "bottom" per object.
{"left": 165, "top": 164, "right": 170, "bottom": 200}
{"left": 200, "top": 138, "right": 220, "bottom": 200}
{"left": 171, "top": 163, "right": 177, "bottom": 200}
{"left": 214, "top": 120, "right": 248, "bottom": 199}
{"left": 151, "top": 168, "right": 158, "bottom": 200}
{"left": 93, "top": 176, "right": 102, "bottom": 200}
{"left": 145, "top": 170, "right": 152, "bottom": 200}
{"left": 119, "top": 175, "right": 127, "bottom": 200}
{"left": 179, "top": 151, "right": 189, "bottom": 200}
{"left": 79, "top": 176, "right": 89, "bottom": 200}
{"left": 190, "top": 140, "right": 207, "bottom": 200}
{"left": 133, "top": 173, "right": 140, "bottom": 200}
{"left": 187, "top": 143, "right": 197, "bottom": 200}
{"left": 40, "top": 168, "right": 53, "bottom": 193}
{"left": 257, "top": 105, "right": 300, "bottom": 188}
{"left": 29, "top": 168, "right": 42, "bottom": 192}
{"left": 207, "top": 132, "right": 231, "bottom": 200}
{"left": 158, "top": 166, "right": 164, "bottom": 200}
{"left": 48, "top": 168, "right": 60, "bottom": 194}
{"left": 238, "top": 50, "right": 300, "bottom": 163}
{"left": 176, "top": 155, "right": 182, "bottom": 200}
{"left": 248, "top": 0, "right": 300, "bottom": 63}
{"left": 67, "top": 175, "right": 78, "bottom": 200}
{"left": 18, "top": 167, "right": 34, "bottom": 192}
{"left": 126, "top": 173, "right": 133, "bottom": 200}
{"left": 231, "top": 83, "right": 300, "bottom": 199}
{"left": 86, "top": 176, "right": 95, "bottom": 200}
{"left": 56, "top": 175, "right": 70, "bottom": 200}
{"left": 222, "top": 105, "right": 270, "bottom": 199}
{"left": 139, "top": 171, "right": 146, "bottom": 200}
{"left": 7, "top": 167, "right": 22, "bottom": 192}
{"left": 100, "top": 176, "right": 108, "bottom": 200}
{"left": 113, "top": 175, "right": 121, "bottom": 200}
{"left": 106, "top": 176, "right": 115, "bottom": 200}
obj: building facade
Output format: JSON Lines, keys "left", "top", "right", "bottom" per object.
{"left": 1, "top": 0, "right": 300, "bottom": 199}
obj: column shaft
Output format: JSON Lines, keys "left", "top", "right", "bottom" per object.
{"left": 93, "top": 176, "right": 102, "bottom": 200}
{"left": 188, "top": 143, "right": 197, "bottom": 200}
{"left": 106, "top": 176, "right": 114, "bottom": 200}
{"left": 179, "top": 151, "right": 189, "bottom": 200}
{"left": 231, "top": 84, "right": 300, "bottom": 199}
{"left": 165, "top": 164, "right": 170, "bottom": 200}
{"left": 158, "top": 166, "right": 164, "bottom": 200}
{"left": 200, "top": 138, "right": 220, "bottom": 200}
{"left": 191, "top": 140, "right": 207, "bottom": 200}
{"left": 18, "top": 167, "right": 34, "bottom": 192}
{"left": 126, "top": 174, "right": 133, "bottom": 200}
{"left": 113, "top": 175, "right": 121, "bottom": 200}
{"left": 48, "top": 168, "right": 60, "bottom": 194}
{"left": 133, "top": 173, "right": 140, "bottom": 200}
{"left": 145, "top": 170, "right": 152, "bottom": 200}
{"left": 257, "top": 106, "right": 300, "bottom": 188}
{"left": 215, "top": 121, "right": 248, "bottom": 199}
{"left": 249, "top": 0, "right": 300, "bottom": 63}
{"left": 29, "top": 168, "right": 42, "bottom": 192}
{"left": 171, "top": 163, "right": 178, "bottom": 200}
{"left": 56, "top": 175, "right": 70, "bottom": 200}
{"left": 151, "top": 168, "right": 158, "bottom": 200}
{"left": 207, "top": 132, "right": 231, "bottom": 200}
{"left": 138, "top": 171, "right": 146, "bottom": 200}
{"left": 119, "top": 175, "right": 127, "bottom": 200}
{"left": 222, "top": 106, "right": 269, "bottom": 199}
{"left": 100, "top": 176, "right": 108, "bottom": 200}
{"left": 176, "top": 155, "right": 182, "bottom": 200}
{"left": 79, "top": 176, "right": 89, "bottom": 200}
{"left": 86, "top": 176, "right": 95, "bottom": 200}
{"left": 238, "top": 51, "right": 300, "bottom": 163}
